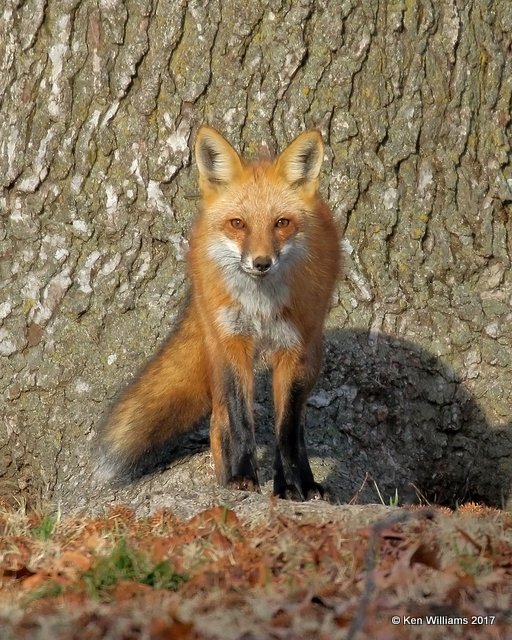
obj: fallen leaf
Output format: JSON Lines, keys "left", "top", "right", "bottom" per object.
{"left": 54, "top": 550, "right": 92, "bottom": 573}
{"left": 113, "top": 579, "right": 154, "bottom": 601}
{"left": 409, "top": 542, "right": 441, "bottom": 570}
{"left": 20, "top": 572, "right": 47, "bottom": 590}
{"left": 149, "top": 618, "right": 197, "bottom": 640}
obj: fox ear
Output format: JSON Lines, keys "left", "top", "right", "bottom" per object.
{"left": 275, "top": 130, "right": 324, "bottom": 191}
{"left": 195, "top": 126, "right": 244, "bottom": 191}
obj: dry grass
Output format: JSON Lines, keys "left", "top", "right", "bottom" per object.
{"left": 0, "top": 501, "right": 511, "bottom": 639}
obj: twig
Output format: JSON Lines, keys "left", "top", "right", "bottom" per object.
{"left": 347, "top": 507, "right": 436, "bottom": 640}
{"left": 371, "top": 478, "right": 386, "bottom": 506}
{"left": 349, "top": 472, "right": 370, "bottom": 505}
{"left": 408, "top": 482, "right": 431, "bottom": 506}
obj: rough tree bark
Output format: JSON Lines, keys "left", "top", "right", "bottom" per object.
{"left": 1, "top": 0, "right": 511, "bottom": 516}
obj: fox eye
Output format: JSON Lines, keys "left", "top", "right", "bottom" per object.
{"left": 230, "top": 218, "right": 245, "bottom": 229}
{"left": 275, "top": 218, "right": 290, "bottom": 228}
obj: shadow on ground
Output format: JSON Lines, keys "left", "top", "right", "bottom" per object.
{"left": 101, "top": 329, "right": 511, "bottom": 510}
{"left": 303, "top": 329, "right": 511, "bottom": 508}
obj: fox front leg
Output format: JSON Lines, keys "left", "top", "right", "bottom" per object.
{"left": 272, "top": 351, "right": 324, "bottom": 501}
{"left": 209, "top": 345, "right": 259, "bottom": 492}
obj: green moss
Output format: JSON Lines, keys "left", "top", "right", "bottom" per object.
{"left": 82, "top": 538, "right": 187, "bottom": 601}
{"left": 32, "top": 514, "right": 57, "bottom": 540}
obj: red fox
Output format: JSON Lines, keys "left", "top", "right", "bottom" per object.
{"left": 99, "top": 125, "right": 341, "bottom": 500}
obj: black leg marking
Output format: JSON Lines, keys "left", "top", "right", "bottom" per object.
{"left": 224, "top": 368, "right": 259, "bottom": 491}
{"left": 216, "top": 426, "right": 232, "bottom": 486}
{"left": 273, "top": 381, "right": 324, "bottom": 501}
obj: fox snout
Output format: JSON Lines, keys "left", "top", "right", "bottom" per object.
{"left": 241, "top": 253, "right": 277, "bottom": 277}
{"left": 252, "top": 255, "right": 273, "bottom": 273}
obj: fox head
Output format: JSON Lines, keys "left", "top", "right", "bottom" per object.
{"left": 194, "top": 125, "right": 325, "bottom": 282}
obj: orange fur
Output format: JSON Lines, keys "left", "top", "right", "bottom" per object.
{"left": 98, "top": 125, "right": 341, "bottom": 498}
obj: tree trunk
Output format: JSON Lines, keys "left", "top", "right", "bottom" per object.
{"left": 1, "top": 0, "right": 511, "bottom": 514}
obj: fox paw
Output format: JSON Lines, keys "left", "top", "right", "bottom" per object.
{"left": 227, "top": 476, "right": 261, "bottom": 493}
{"left": 274, "top": 481, "right": 325, "bottom": 502}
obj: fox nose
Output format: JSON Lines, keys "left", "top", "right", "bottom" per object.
{"left": 253, "top": 256, "right": 272, "bottom": 273}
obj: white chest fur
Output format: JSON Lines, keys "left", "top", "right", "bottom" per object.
{"left": 216, "top": 305, "right": 300, "bottom": 351}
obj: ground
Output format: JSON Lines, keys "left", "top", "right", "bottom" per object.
{"left": 0, "top": 499, "right": 511, "bottom": 639}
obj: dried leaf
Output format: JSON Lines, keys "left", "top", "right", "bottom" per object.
{"left": 20, "top": 572, "right": 47, "bottom": 590}
{"left": 409, "top": 542, "right": 441, "bottom": 570}
{"left": 54, "top": 550, "right": 92, "bottom": 573}
{"left": 112, "top": 579, "right": 154, "bottom": 601}
{"left": 149, "top": 618, "right": 197, "bottom": 640}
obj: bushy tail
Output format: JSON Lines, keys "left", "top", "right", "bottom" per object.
{"left": 97, "top": 301, "right": 211, "bottom": 480}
